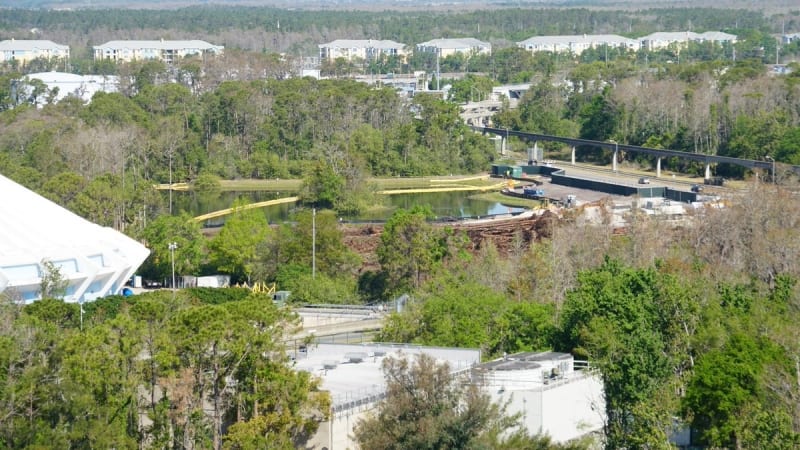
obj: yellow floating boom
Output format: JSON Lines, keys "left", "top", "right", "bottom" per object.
{"left": 193, "top": 196, "right": 300, "bottom": 222}
{"left": 376, "top": 182, "right": 506, "bottom": 195}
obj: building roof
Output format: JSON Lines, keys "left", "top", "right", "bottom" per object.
{"left": 517, "top": 34, "right": 637, "bottom": 47}
{"left": 23, "top": 71, "right": 118, "bottom": 104}
{"left": 0, "top": 173, "right": 150, "bottom": 303}
{"left": 0, "top": 39, "right": 69, "bottom": 51}
{"left": 93, "top": 40, "right": 223, "bottom": 51}
{"left": 417, "top": 38, "right": 490, "bottom": 49}
{"left": 294, "top": 343, "right": 480, "bottom": 413}
{"left": 319, "top": 39, "right": 406, "bottom": 50}
{"left": 639, "top": 31, "right": 737, "bottom": 42}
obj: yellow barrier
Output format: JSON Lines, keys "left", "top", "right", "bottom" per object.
{"left": 193, "top": 196, "right": 300, "bottom": 222}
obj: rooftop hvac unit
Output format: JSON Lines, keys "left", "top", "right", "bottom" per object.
{"left": 323, "top": 361, "right": 338, "bottom": 370}
{"left": 344, "top": 352, "right": 368, "bottom": 363}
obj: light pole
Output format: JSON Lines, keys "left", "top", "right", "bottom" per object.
{"left": 312, "top": 208, "right": 316, "bottom": 279}
{"left": 169, "top": 242, "right": 177, "bottom": 295}
{"left": 765, "top": 155, "right": 776, "bottom": 184}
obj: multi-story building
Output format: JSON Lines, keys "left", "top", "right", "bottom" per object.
{"left": 416, "top": 38, "right": 492, "bottom": 58}
{"left": 93, "top": 39, "right": 224, "bottom": 64}
{"left": 0, "top": 39, "right": 69, "bottom": 64}
{"left": 639, "top": 31, "right": 737, "bottom": 51}
{"left": 516, "top": 34, "right": 640, "bottom": 56}
{"left": 318, "top": 39, "right": 407, "bottom": 63}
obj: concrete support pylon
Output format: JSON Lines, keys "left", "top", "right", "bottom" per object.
{"left": 704, "top": 163, "right": 711, "bottom": 180}
{"left": 612, "top": 149, "right": 618, "bottom": 172}
{"left": 656, "top": 157, "right": 662, "bottom": 178}
{"left": 571, "top": 146, "right": 576, "bottom": 165}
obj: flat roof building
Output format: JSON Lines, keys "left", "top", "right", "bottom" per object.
{"left": 417, "top": 38, "right": 491, "bottom": 58}
{"left": 0, "top": 39, "right": 69, "bottom": 64}
{"left": 299, "top": 344, "right": 604, "bottom": 449}
{"left": 517, "top": 34, "right": 640, "bottom": 56}
{"left": 319, "top": 39, "right": 407, "bottom": 62}
{"left": 20, "top": 72, "right": 118, "bottom": 106}
{"left": 93, "top": 39, "right": 223, "bottom": 64}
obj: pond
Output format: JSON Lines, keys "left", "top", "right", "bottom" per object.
{"left": 169, "top": 190, "right": 527, "bottom": 227}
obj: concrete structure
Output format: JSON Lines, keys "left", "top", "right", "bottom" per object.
{"left": 474, "top": 351, "right": 605, "bottom": 443}
{"left": 0, "top": 39, "right": 69, "bottom": 64}
{"left": 93, "top": 39, "right": 223, "bottom": 64}
{"left": 639, "top": 31, "right": 737, "bottom": 51}
{"left": 416, "top": 38, "right": 491, "bottom": 58}
{"left": 517, "top": 34, "right": 639, "bottom": 56}
{"left": 0, "top": 174, "right": 150, "bottom": 304}
{"left": 318, "top": 39, "right": 407, "bottom": 63}
{"left": 300, "top": 344, "right": 604, "bottom": 448}
{"left": 783, "top": 32, "right": 800, "bottom": 45}
{"left": 20, "top": 71, "right": 118, "bottom": 105}
{"left": 300, "top": 343, "right": 481, "bottom": 449}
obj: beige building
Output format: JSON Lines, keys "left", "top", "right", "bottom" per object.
{"left": 517, "top": 34, "right": 640, "bottom": 56}
{"left": 0, "top": 39, "right": 69, "bottom": 64}
{"left": 416, "top": 38, "right": 491, "bottom": 58}
{"left": 93, "top": 39, "right": 223, "bottom": 64}
{"left": 639, "top": 31, "right": 737, "bottom": 51}
{"left": 319, "top": 39, "right": 407, "bottom": 62}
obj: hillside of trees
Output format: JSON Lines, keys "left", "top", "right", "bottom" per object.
{"left": 2, "top": 5, "right": 800, "bottom": 448}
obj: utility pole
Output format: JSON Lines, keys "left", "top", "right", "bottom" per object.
{"left": 312, "top": 208, "right": 316, "bottom": 279}
{"left": 169, "top": 242, "right": 177, "bottom": 297}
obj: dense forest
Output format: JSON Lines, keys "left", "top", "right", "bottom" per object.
{"left": 2, "top": 5, "right": 800, "bottom": 449}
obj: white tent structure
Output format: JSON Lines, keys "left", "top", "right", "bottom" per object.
{"left": 0, "top": 174, "right": 150, "bottom": 304}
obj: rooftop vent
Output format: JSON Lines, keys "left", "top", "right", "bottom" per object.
{"left": 323, "top": 360, "right": 338, "bottom": 370}
{"left": 344, "top": 352, "right": 368, "bottom": 363}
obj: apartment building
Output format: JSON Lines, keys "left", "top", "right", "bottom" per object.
{"left": 93, "top": 39, "right": 224, "bottom": 64}
{"left": 0, "top": 39, "right": 69, "bottom": 64}
{"left": 319, "top": 39, "right": 407, "bottom": 62}
{"left": 416, "top": 38, "right": 491, "bottom": 58}
{"left": 639, "top": 31, "right": 737, "bottom": 51}
{"left": 516, "top": 34, "right": 640, "bottom": 56}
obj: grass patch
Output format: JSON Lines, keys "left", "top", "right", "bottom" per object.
{"left": 219, "top": 179, "right": 302, "bottom": 191}
{"left": 215, "top": 175, "right": 495, "bottom": 192}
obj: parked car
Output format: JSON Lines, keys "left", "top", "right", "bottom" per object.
{"left": 691, "top": 184, "right": 703, "bottom": 193}
{"left": 638, "top": 177, "right": 651, "bottom": 184}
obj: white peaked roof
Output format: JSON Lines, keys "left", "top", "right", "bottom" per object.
{"left": 93, "top": 40, "right": 223, "bottom": 52}
{"left": 319, "top": 39, "right": 406, "bottom": 50}
{"left": 417, "top": 38, "right": 490, "bottom": 49}
{"left": 0, "top": 39, "right": 69, "bottom": 52}
{"left": 0, "top": 174, "right": 150, "bottom": 304}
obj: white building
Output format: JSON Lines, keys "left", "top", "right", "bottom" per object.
{"left": 21, "top": 71, "right": 118, "bottom": 105}
{"left": 416, "top": 38, "right": 491, "bottom": 58}
{"left": 783, "top": 32, "right": 800, "bottom": 45}
{"left": 299, "top": 344, "right": 604, "bottom": 449}
{"left": 0, "top": 39, "right": 69, "bottom": 64}
{"left": 318, "top": 39, "right": 407, "bottom": 63}
{"left": 474, "top": 351, "right": 605, "bottom": 443}
{"left": 93, "top": 39, "right": 224, "bottom": 64}
{"left": 517, "top": 34, "right": 640, "bottom": 56}
{"left": 0, "top": 174, "right": 150, "bottom": 304}
{"left": 639, "top": 31, "right": 737, "bottom": 51}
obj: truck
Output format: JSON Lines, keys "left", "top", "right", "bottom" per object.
{"left": 523, "top": 186, "right": 545, "bottom": 198}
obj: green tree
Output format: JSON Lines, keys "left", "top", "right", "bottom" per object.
{"left": 208, "top": 200, "right": 270, "bottom": 283}
{"left": 377, "top": 207, "right": 446, "bottom": 293}
{"left": 139, "top": 213, "right": 205, "bottom": 281}
{"left": 353, "top": 353, "right": 518, "bottom": 450}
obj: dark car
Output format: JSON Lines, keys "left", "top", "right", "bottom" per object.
{"left": 691, "top": 184, "right": 703, "bottom": 193}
